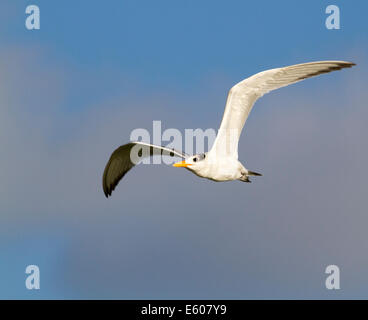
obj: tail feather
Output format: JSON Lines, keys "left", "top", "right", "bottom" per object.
{"left": 248, "top": 170, "right": 262, "bottom": 176}
{"left": 239, "top": 176, "right": 251, "bottom": 183}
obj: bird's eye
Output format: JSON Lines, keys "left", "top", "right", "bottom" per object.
{"left": 193, "top": 157, "right": 197, "bottom": 162}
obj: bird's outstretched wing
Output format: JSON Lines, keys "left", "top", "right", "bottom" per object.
{"left": 210, "top": 61, "right": 355, "bottom": 158}
{"left": 102, "top": 141, "right": 186, "bottom": 197}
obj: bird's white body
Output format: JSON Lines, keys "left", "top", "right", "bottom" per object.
{"left": 187, "top": 155, "right": 245, "bottom": 182}
{"left": 102, "top": 61, "right": 355, "bottom": 197}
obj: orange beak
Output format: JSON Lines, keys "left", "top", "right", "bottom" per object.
{"left": 173, "top": 160, "right": 192, "bottom": 168}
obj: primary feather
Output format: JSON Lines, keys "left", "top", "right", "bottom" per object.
{"left": 210, "top": 61, "right": 355, "bottom": 158}
{"left": 103, "top": 142, "right": 185, "bottom": 197}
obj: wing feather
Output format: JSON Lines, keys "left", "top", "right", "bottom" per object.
{"left": 210, "top": 61, "right": 355, "bottom": 158}
{"left": 102, "top": 142, "right": 186, "bottom": 197}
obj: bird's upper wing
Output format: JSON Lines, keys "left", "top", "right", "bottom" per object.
{"left": 210, "top": 61, "right": 355, "bottom": 158}
{"left": 102, "top": 141, "right": 186, "bottom": 197}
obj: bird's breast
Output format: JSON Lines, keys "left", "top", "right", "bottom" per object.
{"left": 194, "top": 158, "right": 242, "bottom": 182}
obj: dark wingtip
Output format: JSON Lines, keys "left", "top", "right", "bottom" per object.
{"left": 102, "top": 158, "right": 113, "bottom": 199}
{"left": 295, "top": 61, "right": 356, "bottom": 81}
{"left": 103, "top": 187, "right": 109, "bottom": 198}
{"left": 103, "top": 182, "right": 112, "bottom": 198}
{"left": 342, "top": 61, "right": 356, "bottom": 68}
{"left": 102, "top": 177, "right": 108, "bottom": 198}
{"left": 102, "top": 176, "right": 111, "bottom": 199}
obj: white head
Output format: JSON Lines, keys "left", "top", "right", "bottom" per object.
{"left": 173, "top": 153, "right": 208, "bottom": 174}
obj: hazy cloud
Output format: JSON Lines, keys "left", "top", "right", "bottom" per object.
{"left": 0, "top": 45, "right": 367, "bottom": 298}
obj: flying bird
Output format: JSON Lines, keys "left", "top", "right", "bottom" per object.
{"left": 102, "top": 61, "right": 355, "bottom": 197}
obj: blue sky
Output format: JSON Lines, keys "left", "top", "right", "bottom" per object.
{"left": 0, "top": 1, "right": 367, "bottom": 299}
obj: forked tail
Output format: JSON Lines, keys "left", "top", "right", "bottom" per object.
{"left": 248, "top": 170, "right": 262, "bottom": 176}
{"left": 239, "top": 170, "right": 262, "bottom": 183}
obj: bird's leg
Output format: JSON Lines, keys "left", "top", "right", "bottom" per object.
{"left": 239, "top": 173, "right": 251, "bottom": 183}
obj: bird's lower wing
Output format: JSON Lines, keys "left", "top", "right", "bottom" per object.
{"left": 210, "top": 61, "right": 355, "bottom": 158}
{"left": 102, "top": 141, "right": 186, "bottom": 197}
